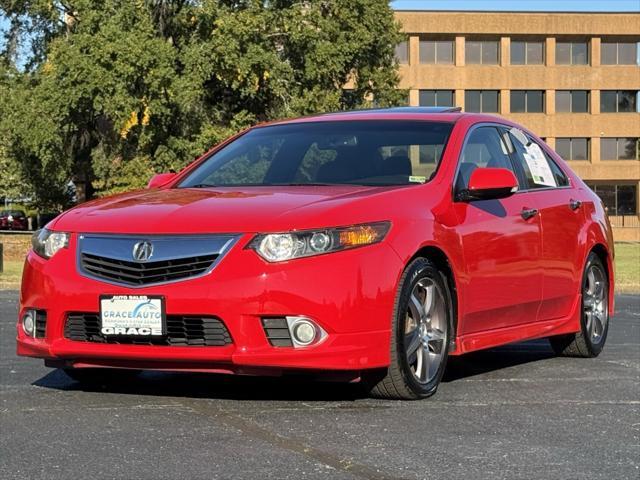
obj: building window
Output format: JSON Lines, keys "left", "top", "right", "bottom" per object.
{"left": 466, "top": 40, "right": 500, "bottom": 64}
{"left": 601, "top": 138, "right": 639, "bottom": 160}
{"left": 601, "top": 41, "right": 639, "bottom": 65}
{"left": 556, "top": 41, "right": 589, "bottom": 65}
{"left": 587, "top": 184, "right": 638, "bottom": 215}
{"left": 420, "top": 40, "right": 454, "bottom": 64}
{"left": 556, "top": 90, "right": 589, "bottom": 113}
{"left": 510, "top": 90, "right": 545, "bottom": 113}
{"left": 556, "top": 138, "right": 590, "bottom": 160}
{"left": 395, "top": 41, "right": 409, "bottom": 64}
{"left": 600, "top": 90, "right": 638, "bottom": 113}
{"left": 465, "top": 90, "right": 500, "bottom": 113}
{"left": 419, "top": 90, "right": 455, "bottom": 107}
{"left": 511, "top": 40, "right": 545, "bottom": 65}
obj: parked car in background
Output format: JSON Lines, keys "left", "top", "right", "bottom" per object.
{"left": 0, "top": 209, "right": 28, "bottom": 230}
{"left": 17, "top": 107, "right": 614, "bottom": 399}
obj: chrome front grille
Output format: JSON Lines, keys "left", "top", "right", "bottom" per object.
{"left": 77, "top": 234, "right": 239, "bottom": 287}
{"left": 80, "top": 253, "right": 219, "bottom": 286}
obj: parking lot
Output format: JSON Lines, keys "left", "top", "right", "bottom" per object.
{"left": 1, "top": 289, "right": 638, "bottom": 480}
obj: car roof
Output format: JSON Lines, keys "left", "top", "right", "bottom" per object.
{"left": 262, "top": 107, "right": 470, "bottom": 126}
{"left": 265, "top": 108, "right": 554, "bottom": 160}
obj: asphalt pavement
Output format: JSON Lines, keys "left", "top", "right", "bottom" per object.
{"left": 1, "top": 290, "right": 638, "bottom": 480}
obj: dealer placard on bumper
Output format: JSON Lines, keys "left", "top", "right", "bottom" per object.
{"left": 100, "top": 295, "right": 165, "bottom": 336}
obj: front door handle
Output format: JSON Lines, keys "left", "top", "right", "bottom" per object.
{"left": 569, "top": 199, "right": 582, "bottom": 210}
{"left": 521, "top": 207, "right": 538, "bottom": 220}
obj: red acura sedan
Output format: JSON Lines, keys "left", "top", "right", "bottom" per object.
{"left": 17, "top": 107, "right": 614, "bottom": 399}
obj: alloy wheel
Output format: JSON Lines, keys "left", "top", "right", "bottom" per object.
{"left": 583, "top": 264, "right": 608, "bottom": 345}
{"left": 404, "top": 278, "right": 448, "bottom": 384}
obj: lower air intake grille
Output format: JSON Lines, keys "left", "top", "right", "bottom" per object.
{"left": 262, "top": 317, "right": 293, "bottom": 347}
{"left": 35, "top": 310, "right": 47, "bottom": 338}
{"left": 65, "top": 313, "right": 232, "bottom": 346}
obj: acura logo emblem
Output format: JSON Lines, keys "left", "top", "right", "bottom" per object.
{"left": 132, "top": 241, "right": 153, "bottom": 262}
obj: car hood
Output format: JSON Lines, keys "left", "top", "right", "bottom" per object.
{"left": 52, "top": 185, "right": 404, "bottom": 234}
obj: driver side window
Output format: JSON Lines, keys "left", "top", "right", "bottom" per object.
{"left": 457, "top": 126, "right": 515, "bottom": 192}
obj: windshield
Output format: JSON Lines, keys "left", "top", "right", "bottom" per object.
{"left": 179, "top": 120, "right": 454, "bottom": 188}
{"left": 1, "top": 210, "right": 25, "bottom": 218}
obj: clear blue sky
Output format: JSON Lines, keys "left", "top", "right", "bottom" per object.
{"left": 391, "top": 0, "right": 639, "bottom": 11}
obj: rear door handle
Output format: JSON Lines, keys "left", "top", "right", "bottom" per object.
{"left": 569, "top": 199, "right": 582, "bottom": 210}
{"left": 521, "top": 207, "right": 538, "bottom": 220}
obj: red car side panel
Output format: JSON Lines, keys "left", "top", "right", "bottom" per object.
{"left": 528, "top": 186, "right": 587, "bottom": 321}
{"left": 451, "top": 194, "right": 543, "bottom": 334}
{"left": 582, "top": 189, "right": 616, "bottom": 315}
{"left": 533, "top": 141, "right": 615, "bottom": 317}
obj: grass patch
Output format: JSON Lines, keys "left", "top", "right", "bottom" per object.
{"left": 615, "top": 243, "right": 640, "bottom": 294}
{"left": 1, "top": 244, "right": 638, "bottom": 292}
{"left": 0, "top": 260, "right": 24, "bottom": 290}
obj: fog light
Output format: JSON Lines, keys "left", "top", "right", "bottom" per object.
{"left": 292, "top": 321, "right": 316, "bottom": 345}
{"left": 22, "top": 311, "right": 35, "bottom": 337}
{"left": 285, "top": 316, "right": 327, "bottom": 347}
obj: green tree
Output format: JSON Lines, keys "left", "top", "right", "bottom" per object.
{"left": 0, "top": 147, "right": 26, "bottom": 203}
{"left": 0, "top": 0, "right": 405, "bottom": 206}
{"left": 0, "top": 65, "right": 24, "bottom": 202}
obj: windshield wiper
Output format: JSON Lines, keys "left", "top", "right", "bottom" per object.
{"left": 188, "top": 183, "right": 221, "bottom": 188}
{"left": 270, "top": 182, "right": 359, "bottom": 186}
{"left": 187, "top": 182, "right": 361, "bottom": 188}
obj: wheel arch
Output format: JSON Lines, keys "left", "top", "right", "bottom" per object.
{"left": 588, "top": 242, "right": 615, "bottom": 315}
{"left": 590, "top": 243, "right": 610, "bottom": 275}
{"left": 408, "top": 245, "right": 460, "bottom": 352}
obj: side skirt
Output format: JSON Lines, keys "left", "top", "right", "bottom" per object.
{"left": 451, "top": 294, "right": 582, "bottom": 355}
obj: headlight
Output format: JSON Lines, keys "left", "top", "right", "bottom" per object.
{"left": 32, "top": 228, "right": 70, "bottom": 259}
{"left": 249, "top": 222, "right": 391, "bottom": 262}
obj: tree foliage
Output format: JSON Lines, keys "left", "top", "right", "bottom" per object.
{"left": 0, "top": 1, "right": 405, "bottom": 208}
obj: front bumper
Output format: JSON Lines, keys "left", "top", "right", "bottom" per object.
{"left": 17, "top": 233, "right": 403, "bottom": 373}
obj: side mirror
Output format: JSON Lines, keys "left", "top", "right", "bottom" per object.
{"left": 147, "top": 172, "right": 177, "bottom": 189}
{"left": 458, "top": 168, "right": 518, "bottom": 201}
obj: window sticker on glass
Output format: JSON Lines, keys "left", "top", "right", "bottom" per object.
{"left": 409, "top": 175, "right": 427, "bottom": 184}
{"left": 524, "top": 143, "right": 557, "bottom": 187}
{"left": 509, "top": 127, "right": 529, "bottom": 147}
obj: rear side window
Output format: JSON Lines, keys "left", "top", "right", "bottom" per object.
{"left": 504, "top": 128, "right": 569, "bottom": 189}
{"left": 456, "top": 126, "right": 515, "bottom": 191}
{"left": 543, "top": 151, "right": 570, "bottom": 187}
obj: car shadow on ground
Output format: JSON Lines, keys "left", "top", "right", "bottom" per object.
{"left": 442, "top": 338, "right": 555, "bottom": 382}
{"left": 32, "top": 340, "right": 557, "bottom": 402}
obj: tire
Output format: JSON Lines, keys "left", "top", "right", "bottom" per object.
{"left": 549, "top": 252, "right": 609, "bottom": 358}
{"left": 63, "top": 367, "right": 139, "bottom": 384}
{"left": 364, "top": 257, "right": 452, "bottom": 400}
